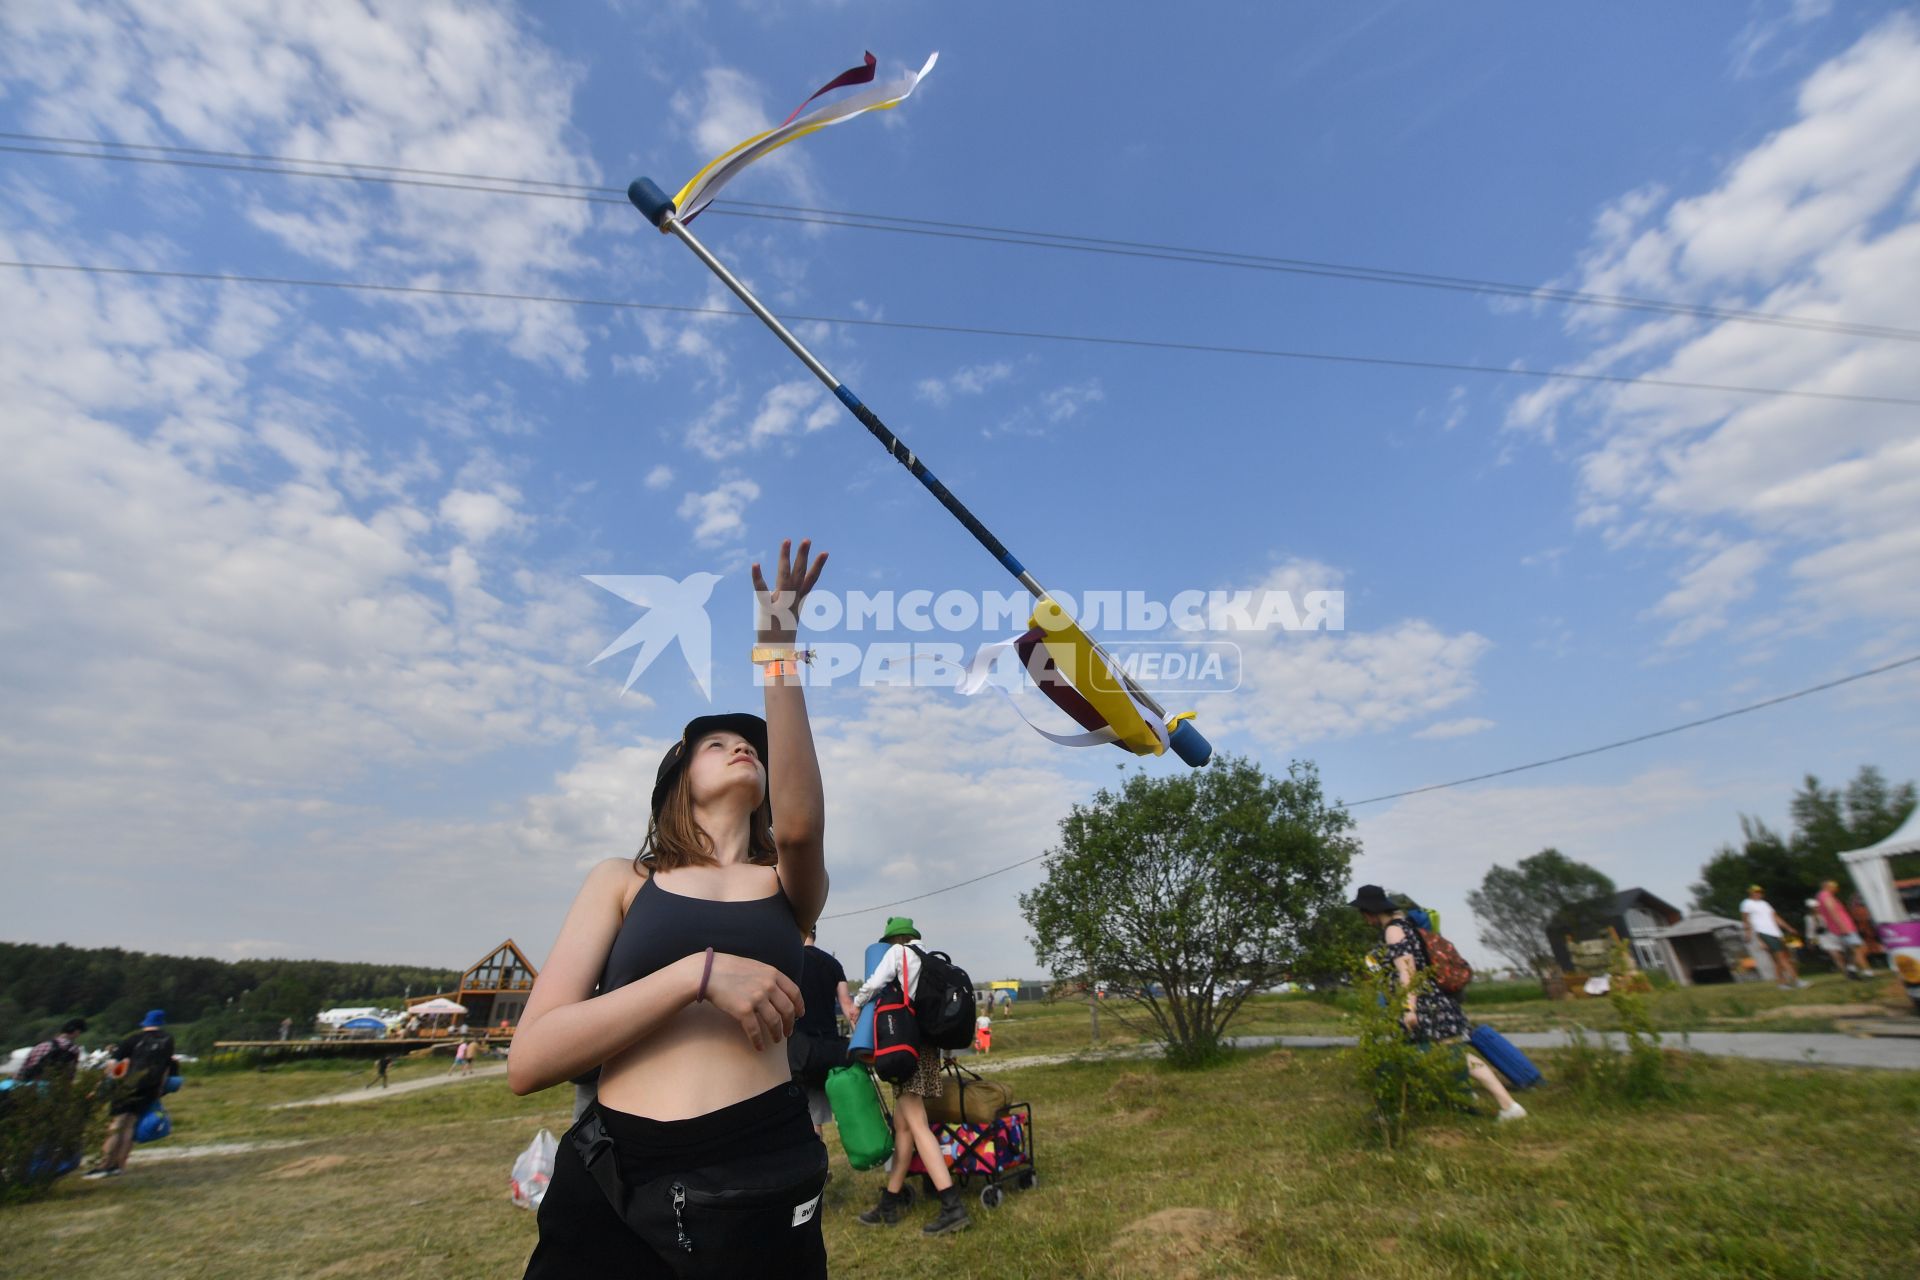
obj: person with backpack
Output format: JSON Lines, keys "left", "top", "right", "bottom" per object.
{"left": 83, "top": 1009, "right": 176, "bottom": 1178}
{"left": 850, "top": 917, "right": 972, "bottom": 1236}
{"left": 1350, "top": 886, "right": 1527, "bottom": 1122}
{"left": 510, "top": 538, "right": 831, "bottom": 1279}
{"left": 18, "top": 1018, "right": 87, "bottom": 1083}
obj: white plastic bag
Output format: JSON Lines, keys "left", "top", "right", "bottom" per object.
{"left": 509, "top": 1128, "right": 558, "bottom": 1210}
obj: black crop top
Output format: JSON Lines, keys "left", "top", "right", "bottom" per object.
{"left": 598, "top": 873, "right": 804, "bottom": 995}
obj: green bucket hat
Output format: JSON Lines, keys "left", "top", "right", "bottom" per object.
{"left": 880, "top": 916, "right": 921, "bottom": 942}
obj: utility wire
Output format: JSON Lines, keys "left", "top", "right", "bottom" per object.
{"left": 821, "top": 652, "right": 1920, "bottom": 920}
{"left": 819, "top": 853, "right": 1051, "bottom": 921}
{"left": 8, "top": 259, "right": 1917, "bottom": 409}
{"left": 7, "top": 131, "right": 1917, "bottom": 344}
{"left": 1344, "top": 651, "right": 1920, "bottom": 807}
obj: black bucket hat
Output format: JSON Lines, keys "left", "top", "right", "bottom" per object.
{"left": 1348, "top": 884, "right": 1397, "bottom": 914}
{"left": 650, "top": 713, "right": 770, "bottom": 817}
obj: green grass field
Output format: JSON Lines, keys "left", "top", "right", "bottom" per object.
{"left": 8, "top": 982, "right": 1918, "bottom": 1280}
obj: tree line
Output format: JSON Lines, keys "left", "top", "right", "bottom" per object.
{"left": 0, "top": 941, "right": 460, "bottom": 1055}
{"left": 1467, "top": 765, "right": 1914, "bottom": 979}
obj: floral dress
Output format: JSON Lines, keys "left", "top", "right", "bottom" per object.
{"left": 1381, "top": 916, "right": 1469, "bottom": 1043}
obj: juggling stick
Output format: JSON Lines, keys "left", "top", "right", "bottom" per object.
{"left": 628, "top": 177, "right": 1212, "bottom": 768}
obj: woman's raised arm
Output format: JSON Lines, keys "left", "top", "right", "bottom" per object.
{"left": 754, "top": 538, "right": 829, "bottom": 929}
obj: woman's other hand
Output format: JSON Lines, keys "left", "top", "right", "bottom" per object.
{"left": 752, "top": 537, "right": 828, "bottom": 645}
{"left": 700, "top": 952, "right": 805, "bottom": 1051}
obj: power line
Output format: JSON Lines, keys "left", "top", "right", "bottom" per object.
{"left": 1344, "top": 651, "right": 1920, "bottom": 807}
{"left": 9, "top": 259, "right": 1917, "bottom": 409}
{"left": 819, "top": 651, "right": 1920, "bottom": 920}
{"left": 7, "top": 131, "right": 1917, "bottom": 344}
{"left": 819, "top": 853, "right": 1050, "bottom": 921}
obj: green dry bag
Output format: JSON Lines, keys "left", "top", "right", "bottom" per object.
{"left": 825, "top": 1065, "right": 892, "bottom": 1171}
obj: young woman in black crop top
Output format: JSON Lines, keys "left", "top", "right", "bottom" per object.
{"left": 513, "top": 538, "right": 833, "bottom": 1279}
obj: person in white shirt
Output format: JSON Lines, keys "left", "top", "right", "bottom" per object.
{"left": 1741, "top": 885, "right": 1805, "bottom": 989}
{"left": 849, "top": 917, "right": 970, "bottom": 1236}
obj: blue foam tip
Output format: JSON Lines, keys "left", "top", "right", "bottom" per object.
{"left": 627, "top": 177, "right": 676, "bottom": 228}
{"left": 1168, "top": 720, "right": 1213, "bottom": 767}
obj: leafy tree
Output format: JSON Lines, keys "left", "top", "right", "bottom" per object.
{"left": 1691, "top": 766, "right": 1915, "bottom": 916}
{"left": 1691, "top": 816, "right": 1799, "bottom": 919}
{"left": 1020, "top": 755, "right": 1358, "bottom": 1068}
{"left": 1465, "top": 848, "right": 1616, "bottom": 978}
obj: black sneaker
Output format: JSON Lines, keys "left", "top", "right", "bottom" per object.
{"left": 857, "top": 1188, "right": 908, "bottom": 1227}
{"left": 923, "top": 1187, "right": 972, "bottom": 1235}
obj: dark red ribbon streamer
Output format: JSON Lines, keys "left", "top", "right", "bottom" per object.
{"left": 781, "top": 51, "right": 878, "bottom": 125}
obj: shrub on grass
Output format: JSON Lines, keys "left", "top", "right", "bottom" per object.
{"left": 0, "top": 1070, "right": 104, "bottom": 1203}
{"left": 1561, "top": 939, "right": 1682, "bottom": 1103}
{"left": 1344, "top": 961, "right": 1472, "bottom": 1147}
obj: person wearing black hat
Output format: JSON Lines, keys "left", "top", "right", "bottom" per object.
{"left": 1350, "top": 885, "right": 1526, "bottom": 1122}
{"left": 513, "top": 539, "right": 834, "bottom": 1278}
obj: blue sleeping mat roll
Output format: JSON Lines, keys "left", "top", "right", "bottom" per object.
{"left": 1468, "top": 1024, "right": 1543, "bottom": 1090}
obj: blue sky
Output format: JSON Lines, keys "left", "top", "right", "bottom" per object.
{"left": 2, "top": 1, "right": 1916, "bottom": 985}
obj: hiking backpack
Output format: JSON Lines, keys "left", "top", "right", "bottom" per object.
{"left": 123, "top": 1029, "right": 175, "bottom": 1094}
{"left": 908, "top": 945, "right": 978, "bottom": 1051}
{"left": 17, "top": 1038, "right": 80, "bottom": 1082}
{"left": 1410, "top": 922, "right": 1473, "bottom": 996}
{"left": 869, "top": 973, "right": 921, "bottom": 1084}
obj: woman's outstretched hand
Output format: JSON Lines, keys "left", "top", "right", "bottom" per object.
{"left": 699, "top": 952, "right": 805, "bottom": 1051}
{"left": 752, "top": 537, "right": 828, "bottom": 645}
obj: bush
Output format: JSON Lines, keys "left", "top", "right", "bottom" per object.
{"left": 1344, "top": 961, "right": 1472, "bottom": 1147}
{"left": 0, "top": 1070, "right": 104, "bottom": 1202}
{"left": 1560, "top": 939, "right": 1682, "bottom": 1104}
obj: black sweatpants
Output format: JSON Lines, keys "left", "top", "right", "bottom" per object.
{"left": 523, "top": 1080, "right": 829, "bottom": 1279}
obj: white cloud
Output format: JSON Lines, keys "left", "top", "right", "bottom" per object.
{"left": 1192, "top": 560, "right": 1492, "bottom": 750}
{"left": 1648, "top": 540, "right": 1770, "bottom": 646}
{"left": 438, "top": 486, "right": 525, "bottom": 544}
{"left": 1412, "top": 717, "right": 1496, "bottom": 741}
{"left": 1041, "top": 379, "right": 1105, "bottom": 422}
{"left": 677, "top": 478, "right": 761, "bottom": 545}
{"left": 644, "top": 464, "right": 675, "bottom": 491}
{"left": 916, "top": 361, "right": 1015, "bottom": 406}
{"left": 1519, "top": 17, "right": 1920, "bottom": 649}
{"left": 682, "top": 380, "right": 837, "bottom": 458}
{"left": 0, "top": 0, "right": 603, "bottom": 372}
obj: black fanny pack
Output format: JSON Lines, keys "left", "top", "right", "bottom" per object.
{"left": 566, "top": 1104, "right": 828, "bottom": 1279}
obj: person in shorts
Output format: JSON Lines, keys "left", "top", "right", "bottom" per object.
{"left": 850, "top": 918, "right": 971, "bottom": 1235}
{"left": 1741, "top": 885, "right": 1804, "bottom": 988}
{"left": 1815, "top": 879, "right": 1874, "bottom": 979}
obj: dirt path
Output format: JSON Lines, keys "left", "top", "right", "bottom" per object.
{"left": 272, "top": 1063, "right": 509, "bottom": 1109}
{"left": 970, "top": 1029, "right": 1920, "bottom": 1073}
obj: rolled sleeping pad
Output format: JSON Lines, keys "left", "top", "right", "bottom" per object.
{"left": 627, "top": 177, "right": 677, "bottom": 229}
{"left": 848, "top": 1003, "right": 875, "bottom": 1060}
{"left": 847, "top": 940, "right": 896, "bottom": 1060}
{"left": 1467, "top": 1024, "right": 1543, "bottom": 1090}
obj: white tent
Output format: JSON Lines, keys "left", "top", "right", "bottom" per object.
{"left": 316, "top": 1006, "right": 388, "bottom": 1027}
{"left": 1839, "top": 809, "right": 1920, "bottom": 927}
{"left": 1840, "top": 810, "right": 1920, "bottom": 1012}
